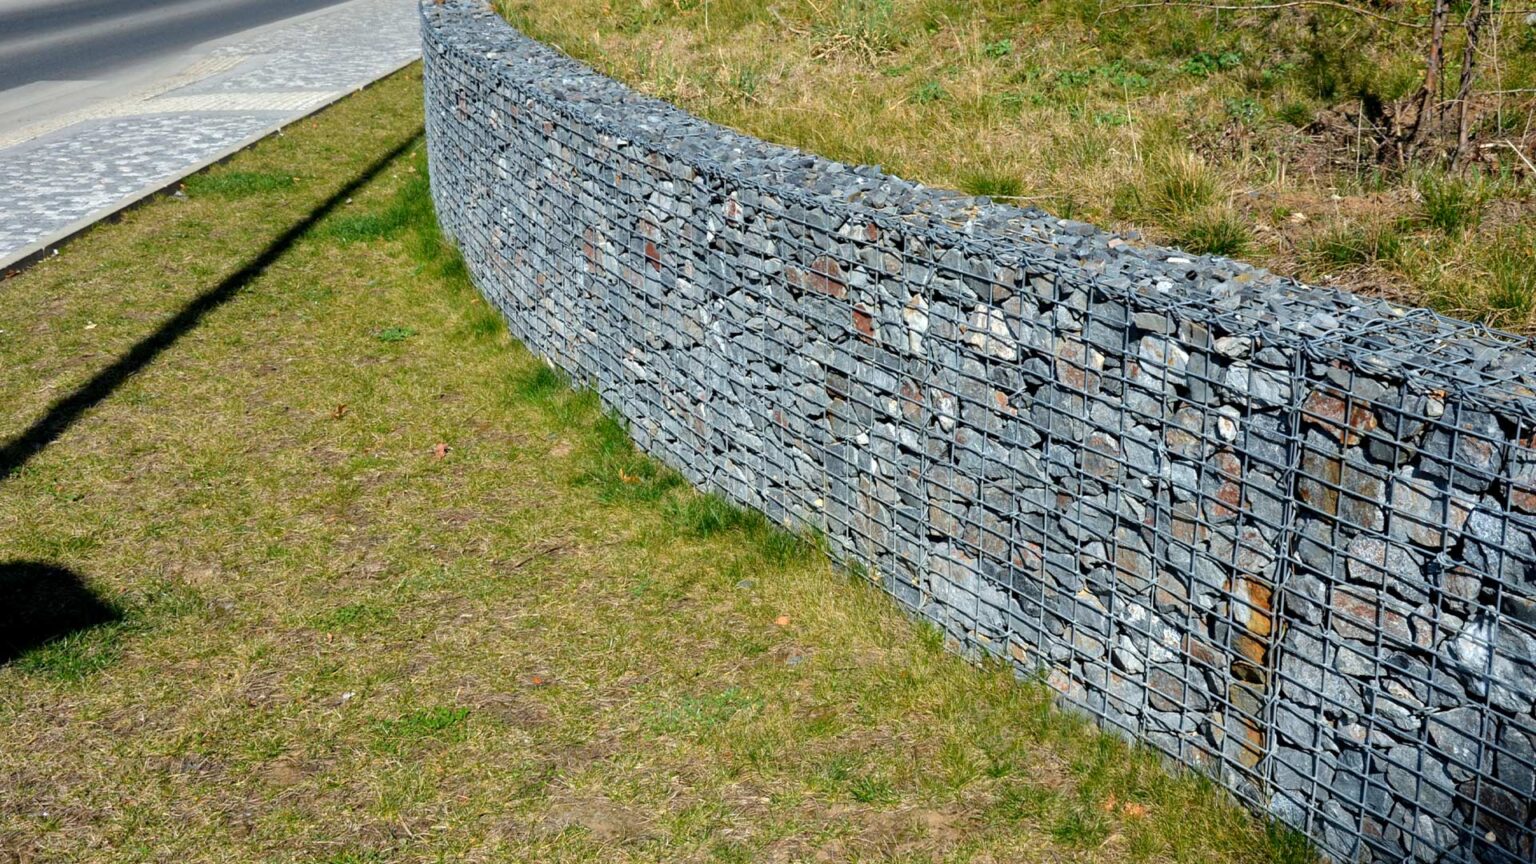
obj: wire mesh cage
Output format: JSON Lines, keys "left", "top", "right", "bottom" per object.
{"left": 422, "top": 3, "right": 1536, "bottom": 860}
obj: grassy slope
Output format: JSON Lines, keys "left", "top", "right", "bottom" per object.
{"left": 497, "top": 0, "right": 1536, "bottom": 329}
{"left": 0, "top": 68, "right": 1310, "bottom": 862}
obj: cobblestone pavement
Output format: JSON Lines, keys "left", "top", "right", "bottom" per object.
{"left": 0, "top": 0, "right": 419, "bottom": 267}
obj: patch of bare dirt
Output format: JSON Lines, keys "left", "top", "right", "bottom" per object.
{"left": 543, "top": 794, "right": 655, "bottom": 844}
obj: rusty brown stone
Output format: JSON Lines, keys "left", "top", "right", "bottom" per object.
{"left": 1170, "top": 502, "right": 1206, "bottom": 547}
{"left": 644, "top": 240, "right": 661, "bottom": 272}
{"left": 1230, "top": 576, "right": 1273, "bottom": 638}
{"left": 1233, "top": 631, "right": 1268, "bottom": 666}
{"left": 1235, "top": 716, "right": 1266, "bottom": 770}
{"left": 1210, "top": 481, "right": 1243, "bottom": 522}
{"left": 1183, "top": 634, "right": 1223, "bottom": 669}
{"left": 1330, "top": 585, "right": 1421, "bottom": 646}
{"left": 806, "top": 256, "right": 846, "bottom": 298}
{"left": 1297, "top": 448, "right": 1342, "bottom": 516}
{"left": 1082, "top": 432, "right": 1121, "bottom": 481}
{"left": 1510, "top": 435, "right": 1536, "bottom": 513}
{"left": 852, "top": 307, "right": 875, "bottom": 339}
{"left": 1014, "top": 540, "right": 1043, "bottom": 571}
{"left": 899, "top": 379, "right": 924, "bottom": 423}
{"left": 1303, "top": 387, "right": 1379, "bottom": 446}
{"left": 582, "top": 228, "right": 599, "bottom": 273}
{"left": 1512, "top": 482, "right": 1536, "bottom": 514}
{"left": 1055, "top": 338, "right": 1102, "bottom": 394}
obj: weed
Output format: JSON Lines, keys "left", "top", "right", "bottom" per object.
{"left": 375, "top": 326, "right": 416, "bottom": 342}
{"left": 1417, "top": 171, "right": 1485, "bottom": 235}
{"left": 1181, "top": 50, "right": 1241, "bottom": 77}
{"left": 185, "top": 171, "right": 296, "bottom": 199}
{"left": 1056, "top": 69, "right": 1093, "bottom": 88}
{"left": 1120, "top": 149, "right": 1218, "bottom": 221}
{"left": 1484, "top": 229, "right": 1536, "bottom": 323}
{"left": 1175, "top": 207, "right": 1250, "bottom": 256}
{"left": 653, "top": 687, "right": 760, "bottom": 734}
{"left": 12, "top": 619, "right": 130, "bottom": 681}
{"left": 814, "top": 0, "right": 901, "bottom": 60}
{"left": 1275, "top": 100, "right": 1313, "bottom": 128}
{"left": 729, "top": 66, "right": 761, "bottom": 102}
{"left": 913, "top": 80, "right": 947, "bottom": 104}
{"left": 510, "top": 363, "right": 565, "bottom": 402}
{"left": 987, "top": 782, "right": 1058, "bottom": 823}
{"left": 1093, "top": 110, "right": 1130, "bottom": 127}
{"left": 9, "top": 580, "right": 197, "bottom": 681}
{"left": 960, "top": 170, "right": 1024, "bottom": 199}
{"left": 322, "top": 166, "right": 433, "bottom": 244}
{"left": 984, "top": 38, "right": 1013, "bottom": 59}
{"left": 1051, "top": 807, "right": 1110, "bottom": 846}
{"left": 1266, "top": 819, "right": 1321, "bottom": 864}
{"left": 371, "top": 707, "right": 471, "bottom": 753}
{"left": 312, "top": 602, "right": 396, "bottom": 633}
{"left": 666, "top": 492, "right": 756, "bottom": 536}
{"left": 848, "top": 774, "right": 897, "bottom": 803}
{"left": 1224, "top": 97, "right": 1261, "bottom": 125}
{"left": 573, "top": 409, "right": 683, "bottom": 502}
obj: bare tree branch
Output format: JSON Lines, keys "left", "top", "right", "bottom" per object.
{"left": 1404, "top": 0, "right": 1450, "bottom": 155}
{"left": 1453, "top": 0, "right": 1490, "bottom": 162}
{"left": 1095, "top": 0, "right": 1432, "bottom": 29}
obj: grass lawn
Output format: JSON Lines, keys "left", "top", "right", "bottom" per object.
{"left": 0, "top": 66, "right": 1308, "bottom": 863}
{"left": 497, "top": 0, "right": 1536, "bottom": 330}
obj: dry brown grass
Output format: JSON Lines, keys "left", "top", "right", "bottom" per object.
{"left": 497, "top": 0, "right": 1536, "bottom": 330}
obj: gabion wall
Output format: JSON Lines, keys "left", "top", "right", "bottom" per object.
{"left": 421, "top": 2, "right": 1536, "bottom": 860}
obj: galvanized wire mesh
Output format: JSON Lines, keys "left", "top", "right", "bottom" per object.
{"left": 422, "top": 2, "right": 1536, "bottom": 860}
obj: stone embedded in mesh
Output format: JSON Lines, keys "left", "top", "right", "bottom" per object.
{"left": 420, "top": 2, "right": 1536, "bottom": 861}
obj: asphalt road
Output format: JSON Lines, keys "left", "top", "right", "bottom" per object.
{"left": 0, "top": 0, "right": 353, "bottom": 92}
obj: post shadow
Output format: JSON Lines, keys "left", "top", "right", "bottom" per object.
{"left": 0, "top": 128, "right": 425, "bottom": 485}
{"left": 0, "top": 560, "right": 120, "bottom": 665}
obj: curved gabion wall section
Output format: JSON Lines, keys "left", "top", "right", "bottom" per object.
{"left": 422, "top": 2, "right": 1536, "bottom": 860}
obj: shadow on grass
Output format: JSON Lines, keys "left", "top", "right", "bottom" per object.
{"left": 0, "top": 560, "right": 120, "bottom": 666}
{"left": 0, "top": 126, "right": 425, "bottom": 485}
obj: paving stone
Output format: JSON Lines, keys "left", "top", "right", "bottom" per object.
{"left": 0, "top": 0, "right": 420, "bottom": 263}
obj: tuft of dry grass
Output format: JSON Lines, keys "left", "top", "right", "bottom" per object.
{"left": 0, "top": 64, "right": 1312, "bottom": 863}
{"left": 496, "top": 0, "right": 1536, "bottom": 330}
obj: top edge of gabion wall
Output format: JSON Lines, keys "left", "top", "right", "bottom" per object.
{"left": 420, "top": 0, "right": 1536, "bottom": 419}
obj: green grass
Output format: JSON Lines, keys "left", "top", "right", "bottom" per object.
{"left": 1309, "top": 219, "right": 1403, "bottom": 268}
{"left": 1416, "top": 170, "right": 1486, "bottom": 235}
{"left": 0, "top": 65, "right": 1309, "bottom": 863}
{"left": 374, "top": 325, "right": 416, "bottom": 342}
{"left": 184, "top": 170, "right": 297, "bottom": 199}
{"left": 371, "top": 707, "right": 473, "bottom": 754}
{"left": 1175, "top": 207, "right": 1249, "bottom": 256}
{"left": 959, "top": 169, "right": 1024, "bottom": 200}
